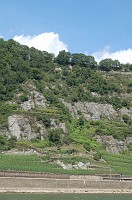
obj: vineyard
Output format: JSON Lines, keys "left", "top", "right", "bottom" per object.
{"left": 0, "top": 153, "right": 132, "bottom": 175}
{"left": 101, "top": 152, "right": 132, "bottom": 175}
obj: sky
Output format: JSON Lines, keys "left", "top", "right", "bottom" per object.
{"left": 1, "top": 0, "right": 132, "bottom": 63}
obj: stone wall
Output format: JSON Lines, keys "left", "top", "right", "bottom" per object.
{"left": 0, "top": 171, "right": 70, "bottom": 179}
{"left": 0, "top": 177, "right": 132, "bottom": 193}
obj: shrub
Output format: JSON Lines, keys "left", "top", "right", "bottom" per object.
{"left": 93, "top": 152, "right": 101, "bottom": 161}
{"left": 48, "top": 129, "right": 62, "bottom": 146}
{"left": 19, "top": 95, "right": 28, "bottom": 102}
{"left": 83, "top": 143, "right": 91, "bottom": 151}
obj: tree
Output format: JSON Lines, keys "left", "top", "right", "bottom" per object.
{"left": 71, "top": 53, "right": 97, "bottom": 68}
{"left": 48, "top": 129, "right": 62, "bottom": 145}
{"left": 122, "top": 114, "right": 131, "bottom": 124}
{"left": 99, "top": 58, "right": 121, "bottom": 71}
{"left": 122, "top": 63, "right": 132, "bottom": 71}
{"left": 55, "top": 50, "right": 71, "bottom": 65}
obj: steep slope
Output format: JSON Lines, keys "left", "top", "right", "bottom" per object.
{"left": 0, "top": 38, "right": 131, "bottom": 154}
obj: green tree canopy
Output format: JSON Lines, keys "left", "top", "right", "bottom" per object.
{"left": 55, "top": 50, "right": 71, "bottom": 65}
{"left": 99, "top": 58, "right": 121, "bottom": 71}
{"left": 71, "top": 53, "right": 97, "bottom": 68}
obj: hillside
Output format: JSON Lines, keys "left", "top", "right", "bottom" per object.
{"left": 0, "top": 38, "right": 132, "bottom": 158}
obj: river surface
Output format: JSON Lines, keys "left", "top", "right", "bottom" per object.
{"left": 0, "top": 193, "right": 132, "bottom": 200}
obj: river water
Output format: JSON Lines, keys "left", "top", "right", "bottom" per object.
{"left": 0, "top": 193, "right": 132, "bottom": 200}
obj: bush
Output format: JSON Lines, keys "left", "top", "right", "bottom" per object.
{"left": 122, "top": 114, "right": 131, "bottom": 124}
{"left": 19, "top": 95, "right": 28, "bottom": 102}
{"left": 48, "top": 129, "right": 62, "bottom": 146}
{"left": 83, "top": 143, "right": 91, "bottom": 151}
{"left": 8, "top": 136, "right": 17, "bottom": 149}
{"left": 37, "top": 115, "right": 51, "bottom": 128}
{"left": 93, "top": 152, "right": 101, "bottom": 161}
{"left": 0, "top": 134, "right": 17, "bottom": 151}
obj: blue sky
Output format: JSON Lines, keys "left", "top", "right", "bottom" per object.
{"left": 1, "top": 0, "right": 132, "bottom": 63}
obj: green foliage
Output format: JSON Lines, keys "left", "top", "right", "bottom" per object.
{"left": 0, "top": 154, "right": 61, "bottom": 172}
{"left": 0, "top": 38, "right": 132, "bottom": 155}
{"left": 19, "top": 94, "right": 29, "bottom": 102}
{"left": 63, "top": 148, "right": 79, "bottom": 154}
{"left": 0, "top": 134, "right": 8, "bottom": 150}
{"left": 71, "top": 53, "right": 97, "bottom": 68}
{"left": 122, "top": 114, "right": 132, "bottom": 124}
{"left": 83, "top": 143, "right": 91, "bottom": 151}
{"left": 93, "top": 152, "right": 101, "bottom": 161}
{"left": 0, "top": 103, "right": 18, "bottom": 128}
{"left": 0, "top": 134, "right": 17, "bottom": 151}
{"left": 1, "top": 152, "right": 132, "bottom": 175}
{"left": 67, "top": 119, "right": 101, "bottom": 151}
{"left": 0, "top": 153, "right": 111, "bottom": 175}
{"left": 92, "top": 119, "right": 131, "bottom": 140}
{"left": 55, "top": 50, "right": 71, "bottom": 65}
{"left": 36, "top": 114, "right": 51, "bottom": 127}
{"left": 127, "top": 143, "right": 132, "bottom": 151}
{"left": 0, "top": 39, "right": 54, "bottom": 101}
{"left": 102, "top": 152, "right": 132, "bottom": 175}
{"left": 48, "top": 128, "right": 62, "bottom": 146}
{"left": 0, "top": 38, "right": 131, "bottom": 109}
{"left": 99, "top": 58, "right": 121, "bottom": 71}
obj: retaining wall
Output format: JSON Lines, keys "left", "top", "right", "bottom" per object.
{"left": 0, "top": 171, "right": 101, "bottom": 180}
{"left": 0, "top": 177, "right": 132, "bottom": 192}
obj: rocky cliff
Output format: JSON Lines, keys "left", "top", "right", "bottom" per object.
{"left": 0, "top": 39, "right": 131, "bottom": 154}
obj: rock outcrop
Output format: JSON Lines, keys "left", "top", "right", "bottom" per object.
{"left": 61, "top": 99, "right": 132, "bottom": 120}
{"left": 50, "top": 119, "right": 67, "bottom": 133}
{"left": 61, "top": 100, "right": 117, "bottom": 120}
{"left": 8, "top": 115, "right": 40, "bottom": 140}
{"left": 21, "top": 98, "right": 35, "bottom": 111}
{"left": 95, "top": 135, "right": 132, "bottom": 154}
{"left": 56, "top": 160, "right": 90, "bottom": 170}
{"left": 21, "top": 83, "right": 47, "bottom": 111}
{"left": 7, "top": 115, "right": 67, "bottom": 141}
{"left": 119, "top": 107, "right": 132, "bottom": 118}
{"left": 36, "top": 121, "right": 47, "bottom": 140}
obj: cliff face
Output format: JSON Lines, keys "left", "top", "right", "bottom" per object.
{"left": 0, "top": 80, "right": 131, "bottom": 153}
{"left": 60, "top": 99, "right": 132, "bottom": 121}
{"left": 8, "top": 114, "right": 37, "bottom": 140}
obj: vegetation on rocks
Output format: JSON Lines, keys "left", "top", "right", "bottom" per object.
{"left": 0, "top": 38, "right": 132, "bottom": 174}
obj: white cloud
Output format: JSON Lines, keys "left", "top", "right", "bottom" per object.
{"left": 92, "top": 46, "right": 132, "bottom": 64}
{"left": 13, "top": 32, "right": 68, "bottom": 56}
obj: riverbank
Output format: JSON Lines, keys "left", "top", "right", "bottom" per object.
{"left": 0, "top": 188, "right": 132, "bottom": 194}
{"left": 0, "top": 177, "right": 132, "bottom": 194}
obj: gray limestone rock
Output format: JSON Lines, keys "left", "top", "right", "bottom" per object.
{"left": 119, "top": 107, "right": 132, "bottom": 118}
{"left": 61, "top": 100, "right": 117, "bottom": 120}
{"left": 50, "top": 119, "right": 67, "bottom": 133}
{"left": 21, "top": 98, "right": 35, "bottom": 111}
{"left": 95, "top": 135, "right": 132, "bottom": 154}
{"left": 8, "top": 115, "right": 38, "bottom": 140}
{"left": 31, "top": 90, "right": 46, "bottom": 108}
{"left": 56, "top": 160, "right": 90, "bottom": 170}
{"left": 20, "top": 83, "right": 47, "bottom": 111}
{"left": 36, "top": 121, "right": 47, "bottom": 140}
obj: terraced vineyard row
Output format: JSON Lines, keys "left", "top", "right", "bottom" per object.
{"left": 102, "top": 152, "right": 132, "bottom": 175}
{"left": 0, "top": 153, "right": 132, "bottom": 175}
